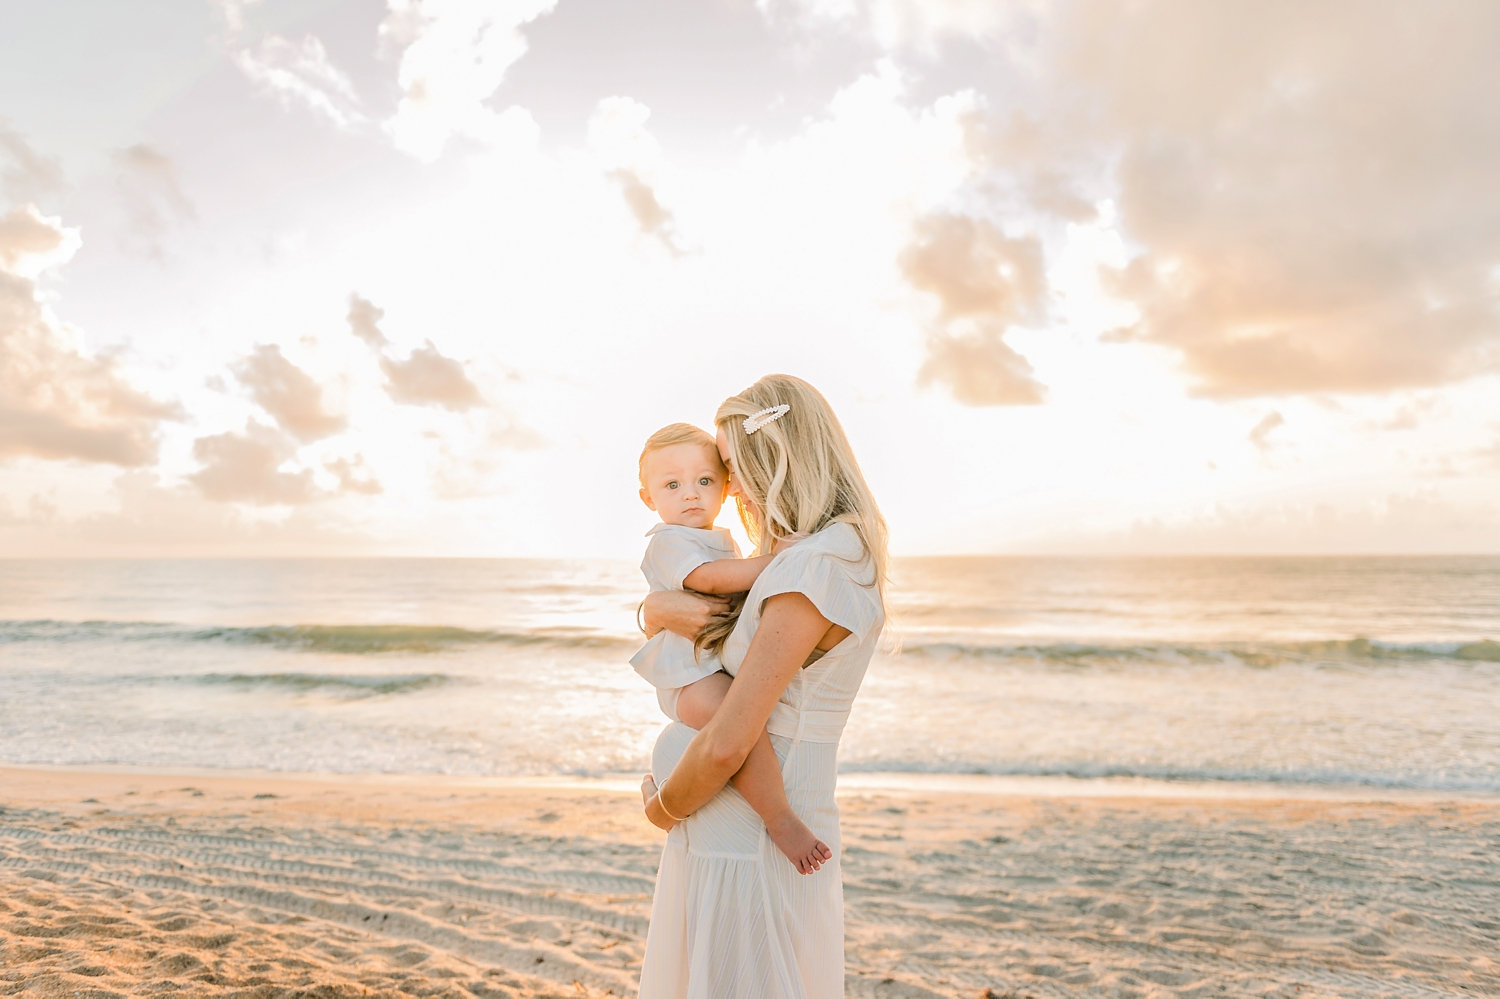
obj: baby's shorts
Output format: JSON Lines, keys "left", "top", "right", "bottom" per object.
{"left": 656, "top": 686, "right": 683, "bottom": 723}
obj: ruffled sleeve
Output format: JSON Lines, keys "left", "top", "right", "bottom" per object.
{"left": 751, "top": 523, "right": 881, "bottom": 639}
{"left": 640, "top": 527, "right": 735, "bottom": 591}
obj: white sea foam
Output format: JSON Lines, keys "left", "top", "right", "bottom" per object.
{"left": 1, "top": 556, "right": 1496, "bottom": 790}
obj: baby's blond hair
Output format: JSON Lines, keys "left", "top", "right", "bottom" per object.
{"left": 638, "top": 423, "right": 719, "bottom": 487}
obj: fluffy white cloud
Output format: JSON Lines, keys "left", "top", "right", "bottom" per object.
{"left": 757, "top": 0, "right": 1010, "bottom": 52}
{"left": 588, "top": 98, "right": 682, "bottom": 253}
{"left": 379, "top": 0, "right": 556, "bottom": 160}
{"left": 234, "top": 34, "right": 365, "bottom": 128}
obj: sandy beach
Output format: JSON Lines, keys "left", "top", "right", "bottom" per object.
{"left": 2, "top": 767, "right": 1496, "bottom": 998}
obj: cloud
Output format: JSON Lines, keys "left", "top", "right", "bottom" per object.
{"left": 325, "top": 455, "right": 382, "bottom": 495}
{"left": 1043, "top": 1, "right": 1500, "bottom": 396}
{"left": 901, "top": 212, "right": 1048, "bottom": 405}
{"left": 347, "top": 293, "right": 388, "bottom": 348}
{"left": 1248, "top": 411, "right": 1284, "bottom": 450}
{"left": 588, "top": 97, "right": 660, "bottom": 170}
{"left": 0, "top": 203, "right": 74, "bottom": 273}
{"left": 381, "top": 342, "right": 483, "bottom": 411}
{"left": 1, "top": 469, "right": 376, "bottom": 556}
{"left": 213, "top": 0, "right": 263, "bottom": 34}
{"left": 917, "top": 325, "right": 1045, "bottom": 405}
{"left": 189, "top": 421, "right": 318, "bottom": 504}
{"left": 231, "top": 344, "right": 345, "bottom": 441}
{"left": 345, "top": 293, "right": 484, "bottom": 411}
{"left": 607, "top": 169, "right": 683, "bottom": 254}
{"left": 234, "top": 34, "right": 365, "bottom": 128}
{"left": 756, "top": 0, "right": 1009, "bottom": 53}
{"left": 0, "top": 206, "right": 178, "bottom": 466}
{"left": 379, "top": 0, "right": 557, "bottom": 161}
{"left": 0, "top": 125, "right": 64, "bottom": 203}
{"left": 587, "top": 98, "right": 683, "bottom": 253}
{"left": 114, "top": 144, "right": 195, "bottom": 258}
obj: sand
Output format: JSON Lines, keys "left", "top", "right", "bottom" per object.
{"left": 2, "top": 767, "right": 1497, "bottom": 998}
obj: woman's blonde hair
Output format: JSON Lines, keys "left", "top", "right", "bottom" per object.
{"left": 695, "top": 374, "right": 888, "bottom": 658}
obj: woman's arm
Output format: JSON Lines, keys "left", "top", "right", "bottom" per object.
{"left": 642, "top": 589, "right": 731, "bottom": 639}
{"left": 644, "top": 592, "right": 831, "bottom": 830}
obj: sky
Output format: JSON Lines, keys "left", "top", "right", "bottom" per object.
{"left": 1, "top": 0, "right": 1498, "bottom": 558}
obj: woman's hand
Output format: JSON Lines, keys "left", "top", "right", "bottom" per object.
{"left": 641, "top": 774, "right": 678, "bottom": 831}
{"left": 643, "top": 589, "right": 731, "bottom": 639}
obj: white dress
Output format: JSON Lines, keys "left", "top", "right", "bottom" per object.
{"left": 630, "top": 525, "right": 740, "bottom": 721}
{"left": 638, "top": 523, "right": 884, "bottom": 999}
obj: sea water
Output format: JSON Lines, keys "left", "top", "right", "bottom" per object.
{"left": 1, "top": 556, "right": 1496, "bottom": 791}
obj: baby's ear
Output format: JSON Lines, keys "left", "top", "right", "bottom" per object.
{"left": 639, "top": 487, "right": 656, "bottom": 511}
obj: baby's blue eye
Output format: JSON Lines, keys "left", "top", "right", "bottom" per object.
{"left": 666, "top": 481, "right": 678, "bottom": 489}
{"left": 699, "top": 477, "right": 714, "bottom": 486}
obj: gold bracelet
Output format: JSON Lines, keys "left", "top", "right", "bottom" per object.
{"left": 656, "top": 780, "right": 688, "bottom": 822}
{"left": 636, "top": 599, "right": 648, "bottom": 636}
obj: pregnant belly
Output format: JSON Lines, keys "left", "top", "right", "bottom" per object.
{"left": 650, "top": 721, "right": 695, "bottom": 784}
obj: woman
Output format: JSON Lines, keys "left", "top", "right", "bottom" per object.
{"left": 637, "top": 374, "right": 888, "bottom": 998}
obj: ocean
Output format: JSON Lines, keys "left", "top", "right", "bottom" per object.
{"left": 1, "top": 556, "right": 1497, "bottom": 792}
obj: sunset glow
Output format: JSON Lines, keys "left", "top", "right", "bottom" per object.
{"left": 2, "top": 0, "right": 1497, "bottom": 557}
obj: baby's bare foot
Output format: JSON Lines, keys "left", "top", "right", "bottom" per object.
{"left": 766, "top": 812, "right": 833, "bottom": 875}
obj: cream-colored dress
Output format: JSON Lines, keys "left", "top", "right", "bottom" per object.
{"left": 638, "top": 523, "right": 884, "bottom": 999}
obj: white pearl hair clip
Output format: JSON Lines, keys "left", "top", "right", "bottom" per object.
{"left": 743, "top": 404, "right": 791, "bottom": 435}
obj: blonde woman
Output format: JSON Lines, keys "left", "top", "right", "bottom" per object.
{"left": 638, "top": 374, "right": 889, "bottom": 998}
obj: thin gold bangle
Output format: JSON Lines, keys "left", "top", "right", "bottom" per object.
{"left": 636, "top": 599, "right": 648, "bottom": 636}
{"left": 656, "top": 780, "right": 688, "bottom": 822}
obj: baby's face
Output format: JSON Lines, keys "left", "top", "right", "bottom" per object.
{"left": 639, "top": 442, "right": 728, "bottom": 530}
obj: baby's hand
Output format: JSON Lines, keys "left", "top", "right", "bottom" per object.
{"left": 772, "top": 531, "right": 809, "bottom": 555}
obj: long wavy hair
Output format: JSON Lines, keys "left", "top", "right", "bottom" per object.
{"left": 695, "top": 374, "right": 888, "bottom": 659}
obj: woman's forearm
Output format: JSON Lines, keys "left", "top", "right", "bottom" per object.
{"left": 647, "top": 592, "right": 831, "bottom": 827}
